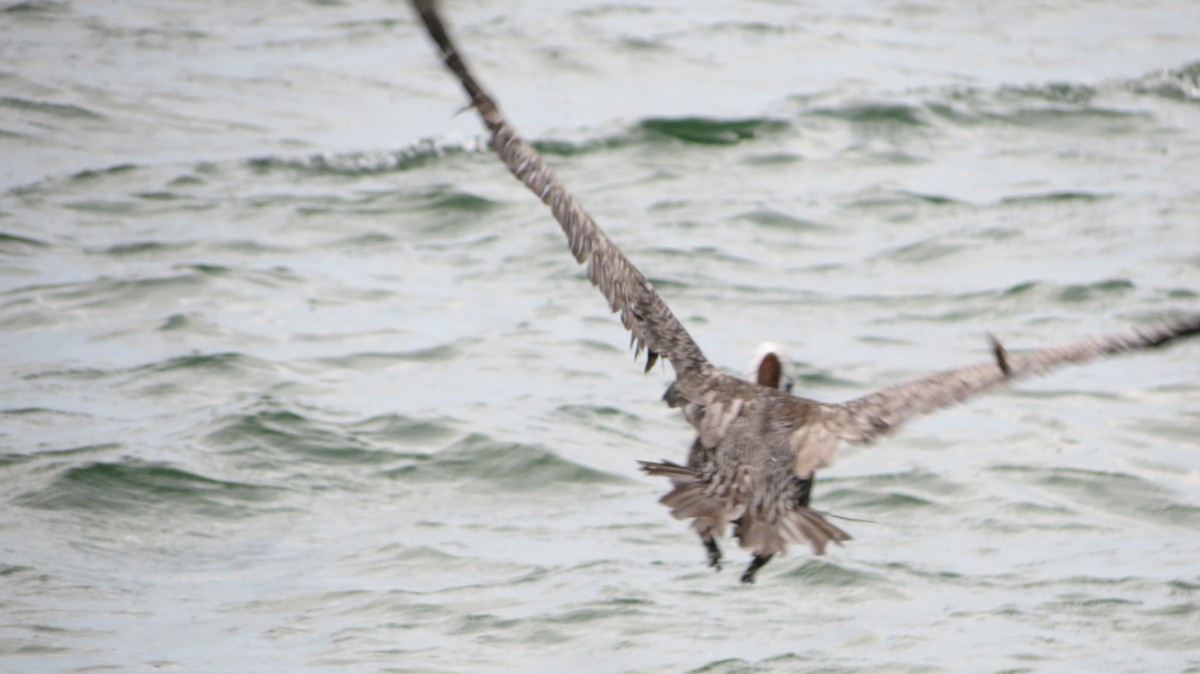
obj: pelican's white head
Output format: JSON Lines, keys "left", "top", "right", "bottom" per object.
{"left": 750, "top": 341, "right": 794, "bottom": 392}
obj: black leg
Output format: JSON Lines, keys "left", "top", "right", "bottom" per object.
{"left": 740, "top": 553, "right": 773, "bottom": 584}
{"left": 700, "top": 532, "right": 722, "bottom": 571}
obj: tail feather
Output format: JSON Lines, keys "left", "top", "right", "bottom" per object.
{"left": 780, "top": 508, "right": 852, "bottom": 555}
{"left": 643, "top": 459, "right": 853, "bottom": 557}
{"left": 737, "top": 507, "right": 852, "bottom": 557}
{"left": 638, "top": 459, "right": 693, "bottom": 480}
{"left": 642, "top": 461, "right": 731, "bottom": 539}
{"left": 661, "top": 483, "right": 729, "bottom": 536}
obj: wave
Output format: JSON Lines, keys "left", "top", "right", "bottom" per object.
{"left": 0, "top": 95, "right": 105, "bottom": 121}
{"left": 246, "top": 136, "right": 491, "bottom": 176}
{"left": 140, "top": 351, "right": 277, "bottom": 376}
{"left": 992, "top": 465, "right": 1200, "bottom": 527}
{"left": 246, "top": 114, "right": 791, "bottom": 179}
{"left": 819, "top": 469, "right": 964, "bottom": 513}
{"left": 807, "top": 101, "right": 929, "bottom": 128}
{"left": 310, "top": 343, "right": 466, "bottom": 370}
{"left": 348, "top": 412, "right": 459, "bottom": 447}
{"left": 638, "top": 116, "right": 791, "bottom": 145}
{"left": 1126, "top": 60, "right": 1200, "bottom": 103}
{"left": 727, "top": 208, "right": 832, "bottom": 233}
{"left": 15, "top": 458, "right": 281, "bottom": 517}
{"left": 205, "top": 406, "right": 402, "bottom": 467}
{"left": 383, "top": 432, "right": 626, "bottom": 490}
{"left": 792, "top": 61, "right": 1200, "bottom": 139}
{"left": 1000, "top": 278, "right": 1136, "bottom": 304}
{"left": 24, "top": 55, "right": 1182, "bottom": 203}
{"left": 776, "top": 557, "right": 887, "bottom": 587}
{"left": 0, "top": 231, "right": 50, "bottom": 251}
{"left": 310, "top": 61, "right": 1192, "bottom": 184}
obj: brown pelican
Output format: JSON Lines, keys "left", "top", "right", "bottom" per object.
{"left": 641, "top": 343, "right": 854, "bottom": 581}
{"left": 412, "top": 0, "right": 1200, "bottom": 583}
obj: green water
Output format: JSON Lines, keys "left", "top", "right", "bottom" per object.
{"left": 2, "top": 1, "right": 1199, "bottom": 672}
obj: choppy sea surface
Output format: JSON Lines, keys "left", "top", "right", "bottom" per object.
{"left": 3, "top": 1, "right": 1200, "bottom": 672}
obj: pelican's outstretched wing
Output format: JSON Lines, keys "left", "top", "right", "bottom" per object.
{"left": 412, "top": 0, "right": 712, "bottom": 383}
{"left": 828, "top": 316, "right": 1200, "bottom": 445}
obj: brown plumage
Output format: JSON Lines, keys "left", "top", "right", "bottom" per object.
{"left": 642, "top": 348, "right": 852, "bottom": 581}
{"left": 412, "top": 0, "right": 1200, "bottom": 583}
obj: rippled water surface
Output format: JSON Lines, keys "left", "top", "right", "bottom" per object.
{"left": 3, "top": 1, "right": 1200, "bottom": 672}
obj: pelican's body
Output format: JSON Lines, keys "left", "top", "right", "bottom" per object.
{"left": 413, "top": 0, "right": 1200, "bottom": 583}
{"left": 643, "top": 348, "right": 850, "bottom": 582}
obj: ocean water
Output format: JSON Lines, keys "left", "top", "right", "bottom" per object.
{"left": 3, "top": 1, "right": 1200, "bottom": 672}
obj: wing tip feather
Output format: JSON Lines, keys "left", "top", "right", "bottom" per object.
{"left": 988, "top": 333, "right": 1012, "bottom": 377}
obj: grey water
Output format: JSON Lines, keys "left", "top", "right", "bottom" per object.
{"left": 3, "top": 0, "right": 1200, "bottom": 672}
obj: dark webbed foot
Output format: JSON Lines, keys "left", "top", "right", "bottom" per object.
{"left": 740, "top": 553, "right": 774, "bottom": 584}
{"left": 700, "top": 533, "right": 722, "bottom": 571}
